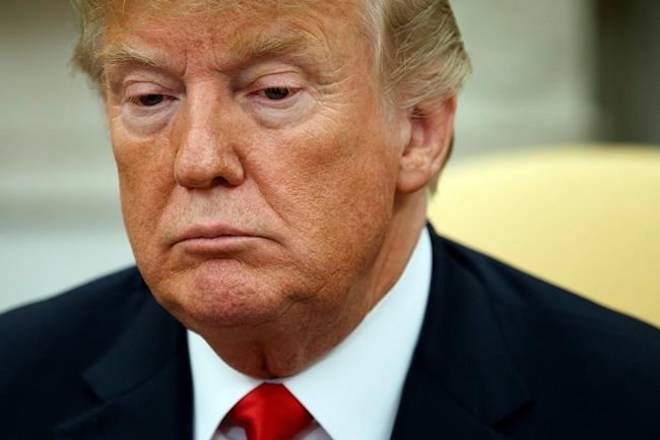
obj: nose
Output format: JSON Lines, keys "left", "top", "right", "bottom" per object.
{"left": 174, "top": 91, "right": 245, "bottom": 189}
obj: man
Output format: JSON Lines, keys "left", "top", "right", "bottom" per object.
{"left": 1, "top": 1, "right": 659, "bottom": 439}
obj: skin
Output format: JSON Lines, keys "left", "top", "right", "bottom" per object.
{"left": 102, "top": 0, "right": 456, "bottom": 378}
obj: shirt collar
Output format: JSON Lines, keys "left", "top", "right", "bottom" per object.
{"left": 188, "top": 228, "right": 432, "bottom": 440}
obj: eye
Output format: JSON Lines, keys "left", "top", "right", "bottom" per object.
{"left": 262, "top": 87, "right": 293, "bottom": 100}
{"left": 133, "top": 94, "right": 167, "bottom": 107}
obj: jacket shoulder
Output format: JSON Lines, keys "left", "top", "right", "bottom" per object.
{"left": 437, "top": 235, "right": 660, "bottom": 435}
{"left": 0, "top": 267, "right": 146, "bottom": 388}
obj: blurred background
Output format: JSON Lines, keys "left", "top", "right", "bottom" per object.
{"left": 2, "top": 0, "right": 659, "bottom": 313}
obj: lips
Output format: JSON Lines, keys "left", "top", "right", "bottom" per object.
{"left": 178, "top": 224, "right": 254, "bottom": 242}
{"left": 173, "top": 224, "right": 263, "bottom": 254}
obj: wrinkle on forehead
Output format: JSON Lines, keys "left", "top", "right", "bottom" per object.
{"left": 104, "top": 0, "right": 366, "bottom": 57}
{"left": 102, "top": 0, "right": 368, "bottom": 70}
{"left": 103, "top": 0, "right": 360, "bottom": 24}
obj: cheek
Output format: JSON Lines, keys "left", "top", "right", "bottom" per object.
{"left": 110, "top": 121, "right": 175, "bottom": 258}
{"left": 248, "top": 116, "right": 398, "bottom": 264}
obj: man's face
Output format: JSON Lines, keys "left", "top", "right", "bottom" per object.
{"left": 103, "top": 1, "right": 408, "bottom": 333}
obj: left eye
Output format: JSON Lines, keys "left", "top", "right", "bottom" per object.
{"left": 139, "top": 94, "right": 165, "bottom": 106}
{"left": 126, "top": 93, "right": 171, "bottom": 108}
{"left": 262, "top": 87, "right": 292, "bottom": 100}
{"left": 135, "top": 94, "right": 166, "bottom": 107}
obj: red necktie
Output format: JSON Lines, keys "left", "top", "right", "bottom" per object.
{"left": 226, "top": 383, "right": 313, "bottom": 440}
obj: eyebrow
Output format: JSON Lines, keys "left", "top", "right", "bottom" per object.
{"left": 100, "top": 43, "right": 176, "bottom": 79}
{"left": 100, "top": 31, "right": 331, "bottom": 80}
{"left": 229, "top": 31, "right": 333, "bottom": 80}
{"left": 230, "top": 31, "right": 323, "bottom": 64}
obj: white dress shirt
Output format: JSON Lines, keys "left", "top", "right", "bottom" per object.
{"left": 188, "top": 228, "right": 432, "bottom": 440}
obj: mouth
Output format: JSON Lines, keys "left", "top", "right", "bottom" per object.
{"left": 174, "top": 224, "right": 265, "bottom": 254}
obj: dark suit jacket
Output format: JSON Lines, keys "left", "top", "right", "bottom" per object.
{"left": 2, "top": 229, "right": 660, "bottom": 439}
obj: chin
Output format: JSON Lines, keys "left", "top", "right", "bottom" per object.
{"left": 152, "top": 261, "right": 295, "bottom": 330}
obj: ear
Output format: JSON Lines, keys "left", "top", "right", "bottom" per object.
{"left": 397, "top": 96, "right": 457, "bottom": 194}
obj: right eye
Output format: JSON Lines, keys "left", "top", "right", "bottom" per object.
{"left": 128, "top": 94, "right": 171, "bottom": 108}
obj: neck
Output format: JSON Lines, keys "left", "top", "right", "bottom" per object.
{"left": 200, "top": 191, "right": 429, "bottom": 379}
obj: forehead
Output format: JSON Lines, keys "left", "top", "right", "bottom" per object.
{"left": 100, "top": 0, "right": 369, "bottom": 71}
{"left": 102, "top": 0, "right": 364, "bottom": 36}
{"left": 104, "top": 0, "right": 341, "bottom": 14}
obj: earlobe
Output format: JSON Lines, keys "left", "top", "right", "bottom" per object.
{"left": 397, "top": 96, "right": 457, "bottom": 194}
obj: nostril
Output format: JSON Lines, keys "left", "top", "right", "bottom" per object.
{"left": 211, "top": 176, "right": 234, "bottom": 187}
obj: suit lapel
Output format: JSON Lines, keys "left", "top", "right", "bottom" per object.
{"left": 53, "top": 278, "right": 193, "bottom": 440}
{"left": 392, "top": 229, "right": 532, "bottom": 439}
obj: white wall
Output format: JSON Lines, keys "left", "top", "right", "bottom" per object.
{"left": 0, "top": 0, "right": 597, "bottom": 312}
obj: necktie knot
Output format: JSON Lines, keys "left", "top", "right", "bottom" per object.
{"left": 227, "top": 383, "right": 313, "bottom": 440}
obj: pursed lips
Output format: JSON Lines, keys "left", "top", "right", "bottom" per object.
{"left": 173, "top": 224, "right": 264, "bottom": 253}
